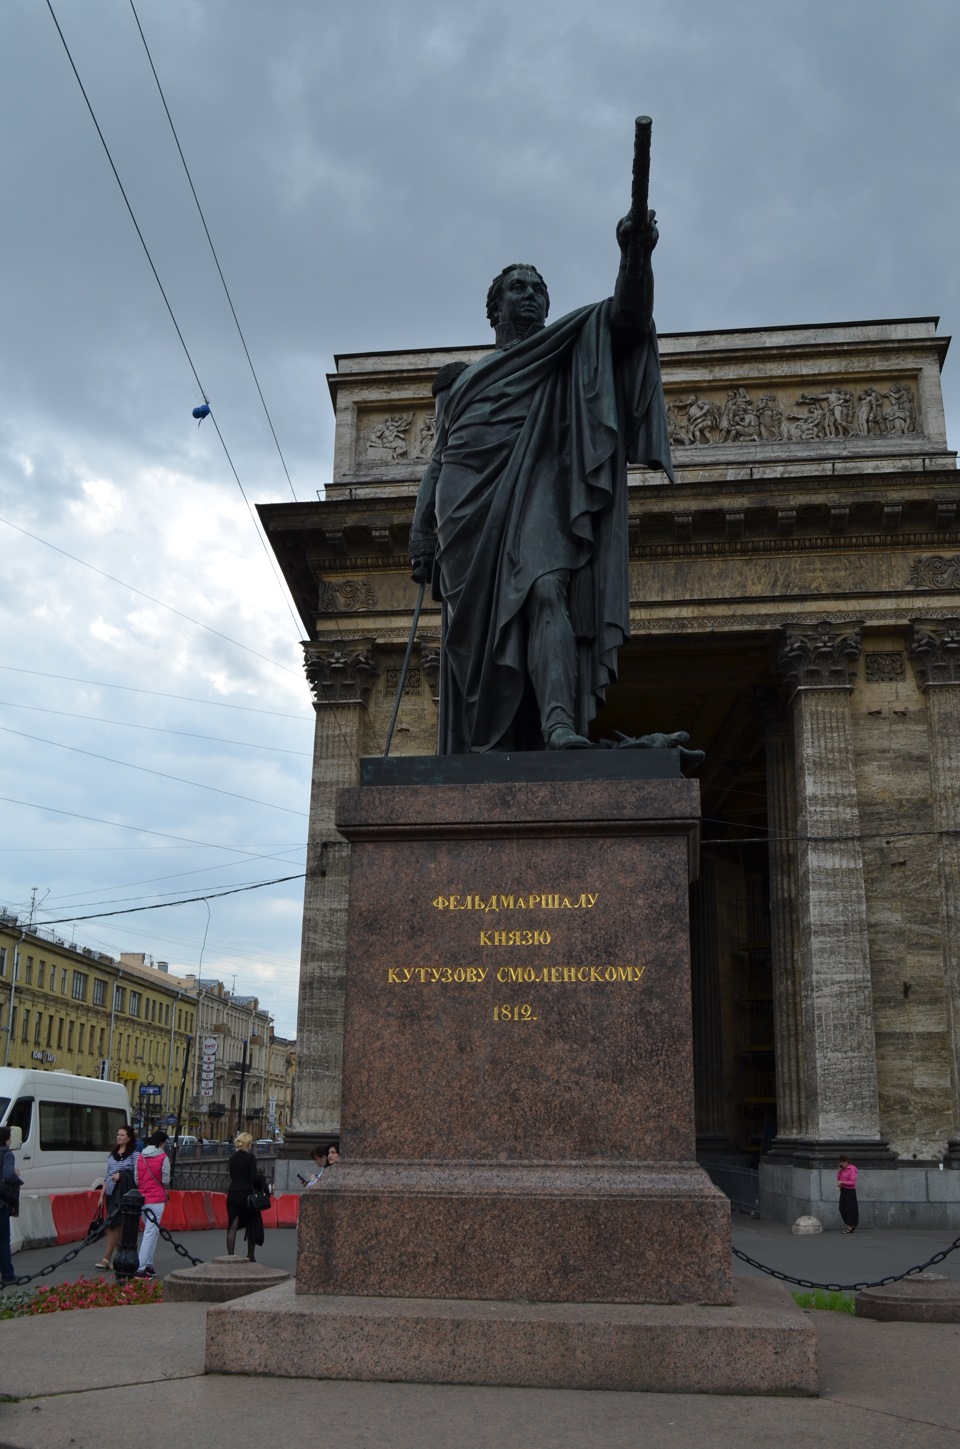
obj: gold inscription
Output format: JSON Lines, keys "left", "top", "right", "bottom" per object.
{"left": 386, "top": 966, "right": 489, "bottom": 984}
{"left": 432, "top": 892, "right": 599, "bottom": 911}
{"left": 479, "top": 929, "right": 551, "bottom": 947}
{"left": 496, "top": 965, "right": 645, "bottom": 985}
{"left": 494, "top": 1004, "right": 537, "bottom": 1022}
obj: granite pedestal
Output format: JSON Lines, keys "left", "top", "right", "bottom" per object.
{"left": 206, "top": 754, "right": 815, "bottom": 1392}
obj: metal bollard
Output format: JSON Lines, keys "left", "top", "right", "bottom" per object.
{"left": 112, "top": 1187, "right": 144, "bottom": 1281}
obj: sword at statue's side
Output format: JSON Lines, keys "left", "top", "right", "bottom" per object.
{"left": 383, "top": 577, "right": 426, "bottom": 758}
{"left": 626, "top": 114, "right": 652, "bottom": 278}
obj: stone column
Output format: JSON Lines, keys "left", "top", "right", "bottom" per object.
{"left": 690, "top": 856, "right": 729, "bottom": 1151}
{"left": 908, "top": 617, "right": 960, "bottom": 1163}
{"left": 281, "top": 644, "right": 378, "bottom": 1161}
{"left": 775, "top": 623, "right": 892, "bottom": 1162}
{"left": 759, "top": 690, "right": 806, "bottom": 1142}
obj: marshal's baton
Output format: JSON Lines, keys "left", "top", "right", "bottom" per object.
{"left": 627, "top": 114, "right": 652, "bottom": 278}
{"left": 383, "top": 577, "right": 426, "bottom": 758}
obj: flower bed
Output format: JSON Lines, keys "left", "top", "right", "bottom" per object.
{"left": 0, "top": 1276, "right": 163, "bottom": 1319}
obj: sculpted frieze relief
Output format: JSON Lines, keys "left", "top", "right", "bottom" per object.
{"left": 361, "top": 408, "right": 437, "bottom": 467}
{"left": 666, "top": 380, "right": 918, "bottom": 448}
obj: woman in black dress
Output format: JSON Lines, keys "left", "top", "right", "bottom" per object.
{"left": 226, "top": 1132, "right": 265, "bottom": 1261}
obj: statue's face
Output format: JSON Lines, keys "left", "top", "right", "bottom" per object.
{"left": 497, "top": 267, "right": 548, "bottom": 331}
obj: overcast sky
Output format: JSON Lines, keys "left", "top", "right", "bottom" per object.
{"left": 2, "top": 0, "right": 958, "bottom": 1038}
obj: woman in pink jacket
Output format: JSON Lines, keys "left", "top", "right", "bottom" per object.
{"left": 136, "top": 1129, "right": 171, "bottom": 1276}
{"left": 837, "top": 1156, "right": 859, "bottom": 1234}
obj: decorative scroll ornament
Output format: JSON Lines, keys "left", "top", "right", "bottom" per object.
{"left": 319, "top": 578, "right": 377, "bottom": 614}
{"left": 908, "top": 556, "right": 960, "bottom": 591}
{"left": 776, "top": 621, "right": 863, "bottom": 692}
{"left": 909, "top": 618, "right": 960, "bottom": 688}
{"left": 864, "top": 652, "right": 905, "bottom": 683}
{"left": 303, "top": 645, "right": 379, "bottom": 706}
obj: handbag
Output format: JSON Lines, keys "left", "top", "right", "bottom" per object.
{"left": 247, "top": 1175, "right": 271, "bottom": 1212}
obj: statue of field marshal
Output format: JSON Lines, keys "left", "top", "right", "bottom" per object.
{"left": 411, "top": 119, "right": 674, "bottom": 754}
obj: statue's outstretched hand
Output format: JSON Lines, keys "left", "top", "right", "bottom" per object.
{"left": 612, "top": 729, "right": 704, "bottom": 772}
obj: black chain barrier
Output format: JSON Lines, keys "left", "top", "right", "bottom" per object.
{"left": 0, "top": 1206, "right": 203, "bottom": 1292}
{"left": 1, "top": 1220, "right": 107, "bottom": 1291}
{"left": 143, "top": 1206, "right": 203, "bottom": 1267}
{"left": 732, "top": 1232, "right": 960, "bottom": 1293}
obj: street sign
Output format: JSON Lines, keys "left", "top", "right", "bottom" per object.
{"left": 139, "top": 1084, "right": 162, "bottom": 1096}
{"left": 165, "top": 1114, "right": 177, "bottom": 1125}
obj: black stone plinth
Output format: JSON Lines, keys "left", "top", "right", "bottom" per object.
{"left": 362, "top": 750, "right": 681, "bottom": 788}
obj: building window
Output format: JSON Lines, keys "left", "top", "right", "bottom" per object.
{"left": 57, "top": 1018, "right": 64, "bottom": 1049}
{"left": 177, "top": 1010, "right": 181, "bottom": 1032}
{"left": 9, "top": 1006, "right": 16, "bottom": 1037}
{"left": 38, "top": 960, "right": 45, "bottom": 989}
{"left": 34, "top": 1014, "right": 42, "bottom": 1045}
{"left": 98, "top": 1027, "right": 105, "bottom": 1056}
{"left": 92, "top": 978, "right": 106, "bottom": 1007}
{"left": 129, "top": 991, "right": 141, "bottom": 1018}
{"left": 77, "top": 1024, "right": 85, "bottom": 1054}
{"left": 164, "top": 1004, "right": 170, "bottom": 1026}
{"left": 114, "top": 985, "right": 125, "bottom": 1012}
{"left": 72, "top": 971, "right": 88, "bottom": 1002}
{"left": 21, "top": 1011, "right": 29, "bottom": 1043}
{"left": 67, "top": 1022, "right": 74, "bottom": 1051}
{"left": 151, "top": 999, "right": 157, "bottom": 1022}
{"left": 25, "top": 956, "right": 33, "bottom": 985}
{"left": 13, "top": 954, "right": 19, "bottom": 981}
{"left": 0, "top": 947, "right": 5, "bottom": 976}
{"left": 46, "top": 1015, "right": 53, "bottom": 1048}
{"left": 61, "top": 968, "right": 68, "bottom": 995}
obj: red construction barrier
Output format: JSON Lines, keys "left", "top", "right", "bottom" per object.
{"left": 207, "top": 1192, "right": 228, "bottom": 1229}
{"left": 160, "top": 1192, "right": 188, "bottom": 1233}
{"left": 180, "top": 1191, "right": 210, "bottom": 1232}
{"left": 276, "top": 1193, "right": 300, "bottom": 1227}
{"left": 50, "top": 1190, "right": 101, "bottom": 1245}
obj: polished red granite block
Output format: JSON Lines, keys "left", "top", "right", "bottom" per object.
{"left": 302, "top": 773, "right": 732, "bottom": 1306}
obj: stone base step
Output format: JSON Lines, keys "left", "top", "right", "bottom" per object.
{"left": 166, "top": 1255, "right": 290, "bottom": 1303}
{"left": 205, "top": 1276, "right": 818, "bottom": 1395}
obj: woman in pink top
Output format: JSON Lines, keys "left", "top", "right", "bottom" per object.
{"left": 837, "top": 1156, "right": 859, "bottom": 1234}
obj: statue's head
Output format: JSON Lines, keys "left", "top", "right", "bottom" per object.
{"left": 486, "top": 264, "right": 550, "bottom": 337}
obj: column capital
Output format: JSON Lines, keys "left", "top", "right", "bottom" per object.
{"left": 776, "top": 621, "right": 862, "bottom": 694}
{"left": 303, "top": 642, "right": 379, "bottom": 707}
{"left": 909, "top": 617, "right": 960, "bottom": 689}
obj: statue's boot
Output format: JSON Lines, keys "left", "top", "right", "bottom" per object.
{"left": 545, "top": 723, "right": 592, "bottom": 750}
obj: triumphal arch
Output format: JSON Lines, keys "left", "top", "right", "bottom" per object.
{"left": 263, "top": 313, "right": 960, "bottom": 1226}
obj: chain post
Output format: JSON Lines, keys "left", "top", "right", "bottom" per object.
{"left": 112, "top": 1187, "right": 144, "bottom": 1280}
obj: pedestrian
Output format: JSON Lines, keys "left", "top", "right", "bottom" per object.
{"left": 95, "top": 1123, "right": 139, "bottom": 1271}
{"left": 226, "top": 1132, "right": 268, "bottom": 1262}
{"left": 327, "top": 1143, "right": 340, "bottom": 1165}
{"left": 136, "top": 1129, "right": 171, "bottom": 1277}
{"left": 0, "top": 1124, "right": 24, "bottom": 1288}
{"left": 299, "top": 1145, "right": 327, "bottom": 1188}
{"left": 837, "top": 1155, "right": 859, "bottom": 1233}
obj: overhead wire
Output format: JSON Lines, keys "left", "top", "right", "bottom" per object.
{"left": 43, "top": 0, "right": 306, "bottom": 648}
{"left": 0, "top": 723, "right": 308, "bottom": 818}
{"left": 0, "top": 517, "right": 300, "bottom": 679}
{"left": 1, "top": 794, "right": 308, "bottom": 862}
{"left": 36, "top": 871, "right": 311, "bottom": 925}
{"left": 0, "top": 665, "right": 311, "bottom": 720}
{"left": 127, "top": 0, "right": 298, "bottom": 507}
{"left": 0, "top": 699, "right": 312, "bottom": 757}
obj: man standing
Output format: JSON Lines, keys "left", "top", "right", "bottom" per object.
{"left": 411, "top": 203, "right": 672, "bottom": 753}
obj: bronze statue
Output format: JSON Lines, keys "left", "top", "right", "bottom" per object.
{"left": 411, "top": 119, "right": 689, "bottom": 758}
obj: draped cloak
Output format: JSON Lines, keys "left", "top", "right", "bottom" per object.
{"left": 411, "top": 298, "right": 673, "bottom": 753}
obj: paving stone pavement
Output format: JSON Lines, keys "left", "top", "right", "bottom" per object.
{"left": 1, "top": 1223, "right": 958, "bottom": 1449}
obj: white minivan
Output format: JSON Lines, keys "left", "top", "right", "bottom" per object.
{"left": 0, "top": 1068, "right": 130, "bottom": 1190}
